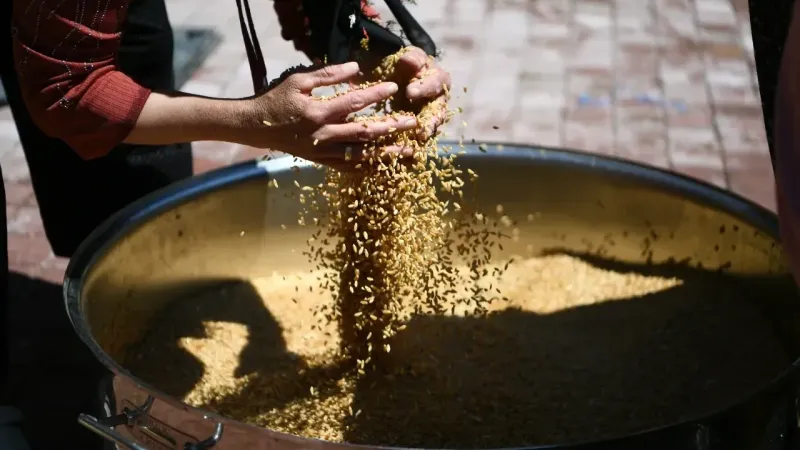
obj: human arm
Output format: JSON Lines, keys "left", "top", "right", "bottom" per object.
{"left": 11, "top": 0, "right": 245, "bottom": 155}
{"left": 123, "top": 93, "right": 254, "bottom": 146}
{"left": 128, "top": 63, "right": 418, "bottom": 170}
{"left": 11, "top": 0, "right": 153, "bottom": 159}
{"left": 11, "top": 0, "right": 410, "bottom": 166}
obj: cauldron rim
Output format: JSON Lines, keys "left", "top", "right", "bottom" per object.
{"left": 64, "top": 143, "right": 797, "bottom": 449}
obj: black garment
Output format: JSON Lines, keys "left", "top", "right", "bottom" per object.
{"left": 0, "top": 0, "right": 193, "bottom": 259}
{"left": 750, "top": 0, "right": 796, "bottom": 167}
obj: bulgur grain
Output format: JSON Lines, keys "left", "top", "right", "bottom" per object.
{"left": 127, "top": 255, "right": 791, "bottom": 447}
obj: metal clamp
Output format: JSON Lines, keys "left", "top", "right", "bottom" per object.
{"left": 184, "top": 423, "right": 223, "bottom": 450}
{"left": 78, "top": 395, "right": 224, "bottom": 450}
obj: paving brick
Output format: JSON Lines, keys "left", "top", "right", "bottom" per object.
{"left": 449, "top": 0, "right": 487, "bottom": 25}
{"left": 408, "top": 0, "right": 448, "bottom": 25}
{"left": 616, "top": 43, "right": 659, "bottom": 77}
{"left": 527, "top": 22, "right": 572, "bottom": 45}
{"left": 1, "top": 144, "right": 30, "bottom": 183}
{"left": 181, "top": 79, "right": 224, "bottom": 98}
{"left": 616, "top": 105, "right": 669, "bottom": 167}
{"left": 697, "top": 24, "right": 741, "bottom": 45}
{"left": 567, "top": 34, "right": 613, "bottom": 74}
{"left": 35, "top": 257, "right": 69, "bottom": 285}
{"left": 616, "top": 6, "right": 657, "bottom": 45}
{"left": 668, "top": 127, "right": 724, "bottom": 171}
{"left": 616, "top": 75, "right": 664, "bottom": 107}
{"left": 192, "top": 140, "right": 240, "bottom": 163}
{"left": 7, "top": 231, "right": 51, "bottom": 272}
{"left": 574, "top": 1, "right": 612, "bottom": 34}
{"left": 193, "top": 156, "right": 228, "bottom": 175}
{"left": 471, "top": 52, "right": 521, "bottom": 109}
{"left": 674, "top": 165, "right": 729, "bottom": 189}
{"left": 485, "top": 7, "right": 528, "bottom": 52}
{"left": 523, "top": 44, "right": 568, "bottom": 75}
{"left": 706, "top": 64, "right": 760, "bottom": 108}
{"left": 232, "top": 146, "right": 271, "bottom": 164}
{"left": 518, "top": 73, "right": 565, "bottom": 111}
{"left": 715, "top": 105, "right": 769, "bottom": 154}
{"left": 512, "top": 107, "right": 563, "bottom": 148}
{"left": 725, "top": 153, "right": 776, "bottom": 209}
{"left": 567, "top": 71, "right": 614, "bottom": 99}
{"left": 462, "top": 107, "right": 516, "bottom": 143}
{"left": 6, "top": 206, "right": 44, "bottom": 235}
{"left": 658, "top": 11, "right": 698, "bottom": 44}
{"left": 4, "top": 182, "right": 34, "bottom": 208}
{"left": 526, "top": 0, "right": 571, "bottom": 21}
{"left": 695, "top": 0, "right": 738, "bottom": 28}
{"left": 564, "top": 123, "right": 615, "bottom": 155}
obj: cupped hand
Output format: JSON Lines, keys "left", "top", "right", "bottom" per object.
{"left": 246, "top": 62, "right": 418, "bottom": 170}
{"left": 388, "top": 47, "right": 452, "bottom": 139}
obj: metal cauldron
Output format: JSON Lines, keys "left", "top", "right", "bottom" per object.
{"left": 66, "top": 144, "right": 800, "bottom": 450}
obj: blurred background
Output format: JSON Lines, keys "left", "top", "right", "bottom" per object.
{"left": 0, "top": 0, "right": 769, "bottom": 283}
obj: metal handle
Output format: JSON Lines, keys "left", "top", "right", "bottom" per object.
{"left": 79, "top": 410, "right": 224, "bottom": 450}
{"left": 185, "top": 424, "right": 224, "bottom": 450}
{"left": 78, "top": 413, "right": 148, "bottom": 450}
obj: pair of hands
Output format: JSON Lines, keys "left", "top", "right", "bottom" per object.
{"left": 244, "top": 47, "right": 451, "bottom": 170}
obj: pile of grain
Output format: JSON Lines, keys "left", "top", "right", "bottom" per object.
{"left": 126, "top": 254, "right": 792, "bottom": 447}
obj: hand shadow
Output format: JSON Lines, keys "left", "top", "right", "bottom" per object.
{"left": 125, "top": 280, "right": 303, "bottom": 400}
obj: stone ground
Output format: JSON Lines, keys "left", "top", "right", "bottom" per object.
{"left": 0, "top": 0, "right": 774, "bottom": 447}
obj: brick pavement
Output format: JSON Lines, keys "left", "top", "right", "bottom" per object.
{"left": 0, "top": 0, "right": 772, "bottom": 284}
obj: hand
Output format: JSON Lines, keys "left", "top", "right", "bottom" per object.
{"left": 388, "top": 47, "right": 452, "bottom": 139}
{"left": 244, "top": 62, "right": 418, "bottom": 170}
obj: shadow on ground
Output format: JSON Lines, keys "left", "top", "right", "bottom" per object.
{"left": 6, "top": 272, "right": 108, "bottom": 450}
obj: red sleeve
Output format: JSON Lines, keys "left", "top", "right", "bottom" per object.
{"left": 11, "top": 0, "right": 151, "bottom": 160}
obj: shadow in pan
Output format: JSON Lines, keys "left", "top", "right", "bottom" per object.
{"left": 127, "top": 250, "right": 800, "bottom": 448}
{"left": 126, "top": 281, "right": 307, "bottom": 402}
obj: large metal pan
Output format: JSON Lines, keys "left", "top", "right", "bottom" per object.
{"left": 65, "top": 144, "right": 800, "bottom": 450}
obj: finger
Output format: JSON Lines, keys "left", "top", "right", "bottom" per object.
{"left": 301, "top": 144, "right": 371, "bottom": 173}
{"left": 381, "top": 145, "right": 415, "bottom": 158}
{"left": 320, "top": 82, "right": 399, "bottom": 118}
{"left": 310, "top": 145, "right": 414, "bottom": 171}
{"left": 420, "top": 104, "right": 449, "bottom": 140}
{"left": 406, "top": 69, "right": 452, "bottom": 101}
{"left": 315, "top": 116, "right": 418, "bottom": 142}
{"left": 298, "top": 154, "right": 355, "bottom": 173}
{"left": 300, "top": 62, "right": 361, "bottom": 90}
{"left": 305, "top": 153, "right": 362, "bottom": 172}
{"left": 396, "top": 47, "right": 430, "bottom": 74}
